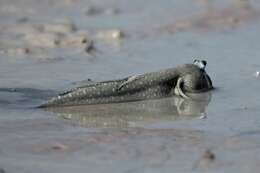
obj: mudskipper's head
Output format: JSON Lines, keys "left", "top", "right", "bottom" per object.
{"left": 193, "top": 59, "right": 207, "bottom": 70}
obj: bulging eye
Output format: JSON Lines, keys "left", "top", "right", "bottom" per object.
{"left": 202, "top": 60, "right": 207, "bottom": 66}
{"left": 193, "top": 60, "right": 206, "bottom": 70}
{"left": 193, "top": 59, "right": 200, "bottom": 64}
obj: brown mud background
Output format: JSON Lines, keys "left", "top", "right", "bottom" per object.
{"left": 1, "top": 0, "right": 260, "bottom": 172}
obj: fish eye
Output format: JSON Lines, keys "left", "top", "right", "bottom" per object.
{"left": 193, "top": 59, "right": 199, "bottom": 63}
{"left": 202, "top": 60, "right": 207, "bottom": 66}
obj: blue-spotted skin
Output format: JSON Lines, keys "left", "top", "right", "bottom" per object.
{"left": 39, "top": 63, "right": 213, "bottom": 107}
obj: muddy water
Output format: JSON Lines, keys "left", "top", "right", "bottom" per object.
{"left": 1, "top": 0, "right": 260, "bottom": 172}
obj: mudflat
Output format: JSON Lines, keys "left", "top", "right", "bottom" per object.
{"left": 1, "top": 0, "right": 260, "bottom": 172}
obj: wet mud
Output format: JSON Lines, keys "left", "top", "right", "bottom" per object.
{"left": 1, "top": 0, "right": 260, "bottom": 172}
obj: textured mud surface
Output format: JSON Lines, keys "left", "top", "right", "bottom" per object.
{"left": 1, "top": 0, "right": 260, "bottom": 173}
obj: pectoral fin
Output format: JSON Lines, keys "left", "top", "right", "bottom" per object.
{"left": 175, "top": 77, "right": 190, "bottom": 99}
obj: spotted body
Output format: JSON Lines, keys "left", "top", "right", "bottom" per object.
{"left": 39, "top": 60, "right": 213, "bottom": 107}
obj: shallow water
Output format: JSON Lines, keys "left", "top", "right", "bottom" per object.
{"left": 1, "top": 0, "right": 260, "bottom": 172}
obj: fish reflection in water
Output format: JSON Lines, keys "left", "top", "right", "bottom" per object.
{"left": 44, "top": 92, "right": 212, "bottom": 128}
